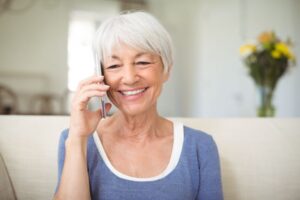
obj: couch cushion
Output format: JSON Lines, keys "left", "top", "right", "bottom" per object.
{"left": 0, "top": 154, "right": 17, "bottom": 200}
{"left": 0, "top": 116, "right": 69, "bottom": 200}
{"left": 0, "top": 116, "right": 300, "bottom": 200}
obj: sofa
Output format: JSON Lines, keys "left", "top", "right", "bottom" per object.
{"left": 0, "top": 116, "right": 299, "bottom": 200}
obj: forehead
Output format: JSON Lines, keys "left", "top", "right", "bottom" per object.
{"left": 104, "top": 43, "right": 159, "bottom": 60}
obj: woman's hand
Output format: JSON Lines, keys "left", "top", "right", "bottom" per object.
{"left": 69, "top": 75, "right": 111, "bottom": 139}
{"left": 55, "top": 75, "right": 108, "bottom": 200}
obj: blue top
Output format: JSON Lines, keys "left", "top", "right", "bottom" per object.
{"left": 56, "top": 123, "right": 223, "bottom": 200}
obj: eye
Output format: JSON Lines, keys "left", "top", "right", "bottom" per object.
{"left": 107, "top": 64, "right": 120, "bottom": 69}
{"left": 136, "top": 61, "right": 151, "bottom": 65}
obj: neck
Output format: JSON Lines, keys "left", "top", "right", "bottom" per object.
{"left": 112, "top": 106, "right": 165, "bottom": 141}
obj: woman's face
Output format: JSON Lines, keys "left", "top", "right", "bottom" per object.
{"left": 103, "top": 43, "right": 169, "bottom": 116}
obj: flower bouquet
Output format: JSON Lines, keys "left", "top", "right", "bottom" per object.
{"left": 240, "top": 31, "right": 296, "bottom": 117}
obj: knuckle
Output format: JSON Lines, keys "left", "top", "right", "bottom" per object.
{"left": 77, "top": 82, "right": 84, "bottom": 89}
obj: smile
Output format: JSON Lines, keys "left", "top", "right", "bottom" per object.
{"left": 119, "top": 88, "right": 148, "bottom": 96}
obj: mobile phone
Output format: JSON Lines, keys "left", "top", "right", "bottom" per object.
{"left": 94, "top": 49, "right": 107, "bottom": 119}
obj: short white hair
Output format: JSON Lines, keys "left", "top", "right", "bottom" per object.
{"left": 93, "top": 11, "right": 174, "bottom": 73}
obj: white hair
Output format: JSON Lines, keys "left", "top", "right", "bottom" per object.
{"left": 93, "top": 11, "right": 174, "bottom": 73}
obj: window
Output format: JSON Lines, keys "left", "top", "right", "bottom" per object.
{"left": 67, "top": 12, "right": 100, "bottom": 91}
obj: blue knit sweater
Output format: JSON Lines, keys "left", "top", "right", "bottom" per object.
{"left": 57, "top": 124, "right": 223, "bottom": 200}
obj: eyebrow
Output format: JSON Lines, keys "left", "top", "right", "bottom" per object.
{"left": 135, "top": 52, "right": 150, "bottom": 58}
{"left": 109, "top": 52, "right": 152, "bottom": 60}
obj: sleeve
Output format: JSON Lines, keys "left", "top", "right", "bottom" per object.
{"left": 197, "top": 136, "right": 224, "bottom": 200}
{"left": 55, "top": 129, "right": 69, "bottom": 193}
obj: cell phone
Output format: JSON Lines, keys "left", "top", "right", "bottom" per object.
{"left": 94, "top": 49, "right": 107, "bottom": 119}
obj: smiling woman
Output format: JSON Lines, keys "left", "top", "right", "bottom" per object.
{"left": 54, "top": 11, "right": 223, "bottom": 200}
{"left": 103, "top": 44, "right": 168, "bottom": 116}
{"left": 94, "top": 11, "right": 173, "bottom": 74}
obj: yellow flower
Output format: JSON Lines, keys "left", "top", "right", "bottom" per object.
{"left": 271, "top": 50, "right": 281, "bottom": 59}
{"left": 240, "top": 44, "right": 256, "bottom": 56}
{"left": 258, "top": 31, "right": 275, "bottom": 44}
{"left": 275, "top": 42, "right": 293, "bottom": 59}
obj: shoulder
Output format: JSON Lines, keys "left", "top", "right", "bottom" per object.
{"left": 182, "top": 125, "right": 219, "bottom": 159}
{"left": 181, "top": 127, "right": 223, "bottom": 199}
{"left": 57, "top": 129, "right": 69, "bottom": 150}
{"left": 59, "top": 129, "right": 69, "bottom": 142}
{"left": 182, "top": 125, "right": 221, "bottom": 169}
{"left": 183, "top": 125, "right": 215, "bottom": 147}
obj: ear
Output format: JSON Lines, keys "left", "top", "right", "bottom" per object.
{"left": 162, "top": 65, "right": 172, "bottom": 83}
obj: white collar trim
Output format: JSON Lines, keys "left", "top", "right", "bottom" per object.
{"left": 93, "top": 122, "right": 184, "bottom": 182}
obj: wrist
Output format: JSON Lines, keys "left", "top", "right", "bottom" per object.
{"left": 68, "top": 127, "right": 90, "bottom": 140}
{"left": 65, "top": 133, "right": 89, "bottom": 155}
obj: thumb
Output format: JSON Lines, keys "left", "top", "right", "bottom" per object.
{"left": 93, "top": 103, "right": 112, "bottom": 118}
{"left": 92, "top": 108, "right": 102, "bottom": 117}
{"left": 105, "top": 103, "right": 112, "bottom": 114}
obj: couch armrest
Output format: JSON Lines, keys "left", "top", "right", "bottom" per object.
{"left": 0, "top": 153, "right": 17, "bottom": 200}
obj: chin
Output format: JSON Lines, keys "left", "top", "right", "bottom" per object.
{"left": 119, "top": 102, "right": 154, "bottom": 116}
{"left": 121, "top": 106, "right": 146, "bottom": 116}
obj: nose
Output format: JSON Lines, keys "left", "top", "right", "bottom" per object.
{"left": 122, "top": 64, "right": 139, "bottom": 85}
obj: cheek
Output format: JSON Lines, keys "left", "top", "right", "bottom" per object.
{"left": 149, "top": 72, "right": 166, "bottom": 86}
{"left": 104, "top": 75, "right": 119, "bottom": 101}
{"left": 147, "top": 75, "right": 165, "bottom": 97}
{"left": 104, "top": 74, "right": 117, "bottom": 87}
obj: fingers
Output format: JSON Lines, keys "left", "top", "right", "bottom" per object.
{"left": 77, "top": 76, "right": 110, "bottom": 98}
{"left": 77, "top": 84, "right": 110, "bottom": 104}
{"left": 77, "top": 75, "right": 105, "bottom": 90}
{"left": 80, "top": 83, "right": 110, "bottom": 94}
{"left": 78, "top": 90, "right": 107, "bottom": 104}
{"left": 72, "top": 75, "right": 110, "bottom": 111}
{"left": 97, "top": 103, "right": 112, "bottom": 118}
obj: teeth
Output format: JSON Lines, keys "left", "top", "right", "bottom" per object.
{"left": 122, "top": 88, "right": 146, "bottom": 96}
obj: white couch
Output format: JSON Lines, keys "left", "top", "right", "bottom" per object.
{"left": 0, "top": 116, "right": 299, "bottom": 200}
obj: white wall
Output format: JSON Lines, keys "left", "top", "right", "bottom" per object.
{"left": 150, "top": 0, "right": 300, "bottom": 117}
{"left": 198, "top": 0, "right": 247, "bottom": 117}
{"left": 0, "top": 1, "right": 69, "bottom": 94}
{"left": 149, "top": 0, "right": 203, "bottom": 117}
{"left": 0, "top": 0, "right": 119, "bottom": 114}
{"left": 1, "top": 0, "right": 299, "bottom": 116}
{"left": 0, "top": 1, "right": 71, "bottom": 114}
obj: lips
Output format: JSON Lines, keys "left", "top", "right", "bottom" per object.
{"left": 119, "top": 88, "right": 148, "bottom": 96}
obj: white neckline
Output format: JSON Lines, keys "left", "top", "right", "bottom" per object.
{"left": 93, "top": 122, "right": 184, "bottom": 182}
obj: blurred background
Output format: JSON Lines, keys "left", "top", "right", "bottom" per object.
{"left": 0, "top": 0, "right": 299, "bottom": 117}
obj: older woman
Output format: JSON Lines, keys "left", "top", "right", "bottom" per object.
{"left": 54, "top": 11, "right": 223, "bottom": 200}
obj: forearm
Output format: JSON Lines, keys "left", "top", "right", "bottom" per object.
{"left": 54, "top": 136, "right": 91, "bottom": 200}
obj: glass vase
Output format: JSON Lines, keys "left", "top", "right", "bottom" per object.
{"left": 257, "top": 85, "right": 275, "bottom": 117}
